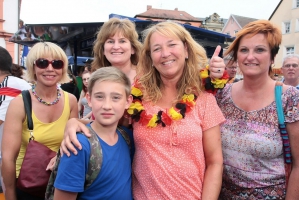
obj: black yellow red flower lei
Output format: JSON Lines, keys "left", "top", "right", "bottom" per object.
{"left": 200, "top": 65, "right": 229, "bottom": 94}
{"left": 127, "top": 85, "right": 197, "bottom": 128}
{"left": 127, "top": 65, "right": 229, "bottom": 128}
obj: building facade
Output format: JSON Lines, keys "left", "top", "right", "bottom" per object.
{"left": 0, "top": 0, "right": 19, "bottom": 62}
{"left": 222, "top": 14, "right": 257, "bottom": 37}
{"left": 270, "top": 0, "right": 299, "bottom": 67}
{"left": 198, "top": 13, "right": 227, "bottom": 33}
{"left": 135, "top": 5, "right": 202, "bottom": 27}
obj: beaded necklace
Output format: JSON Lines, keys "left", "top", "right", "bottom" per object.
{"left": 32, "top": 84, "right": 61, "bottom": 106}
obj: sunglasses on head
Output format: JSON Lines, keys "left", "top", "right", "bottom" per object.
{"left": 34, "top": 59, "right": 64, "bottom": 69}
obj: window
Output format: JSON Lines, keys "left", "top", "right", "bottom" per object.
{"left": 283, "top": 22, "right": 291, "bottom": 34}
{"left": 297, "top": 0, "right": 299, "bottom": 7}
{"left": 296, "top": 19, "right": 299, "bottom": 32}
{"left": 226, "top": 32, "right": 230, "bottom": 35}
{"left": 286, "top": 46, "right": 295, "bottom": 55}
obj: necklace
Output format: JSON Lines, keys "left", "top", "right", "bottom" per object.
{"left": 32, "top": 84, "right": 61, "bottom": 106}
{"left": 127, "top": 82, "right": 197, "bottom": 128}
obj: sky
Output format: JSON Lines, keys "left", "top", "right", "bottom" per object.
{"left": 20, "top": 0, "right": 281, "bottom": 24}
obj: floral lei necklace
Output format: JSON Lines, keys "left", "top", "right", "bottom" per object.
{"left": 32, "top": 84, "right": 61, "bottom": 106}
{"left": 127, "top": 84, "right": 197, "bottom": 128}
{"left": 127, "top": 65, "right": 229, "bottom": 128}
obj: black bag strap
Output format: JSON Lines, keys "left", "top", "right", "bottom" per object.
{"left": 21, "top": 90, "right": 34, "bottom": 138}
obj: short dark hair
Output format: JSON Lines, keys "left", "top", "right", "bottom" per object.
{"left": 0, "top": 46, "right": 12, "bottom": 74}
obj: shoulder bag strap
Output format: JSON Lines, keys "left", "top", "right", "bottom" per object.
{"left": 21, "top": 90, "right": 34, "bottom": 138}
{"left": 275, "top": 82, "right": 292, "bottom": 164}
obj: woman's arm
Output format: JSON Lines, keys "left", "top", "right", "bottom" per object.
{"left": 1, "top": 97, "right": 25, "bottom": 200}
{"left": 285, "top": 121, "right": 299, "bottom": 199}
{"left": 69, "top": 93, "right": 79, "bottom": 119}
{"left": 201, "top": 125, "right": 223, "bottom": 200}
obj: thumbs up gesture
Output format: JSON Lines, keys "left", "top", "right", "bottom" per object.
{"left": 209, "top": 45, "right": 226, "bottom": 79}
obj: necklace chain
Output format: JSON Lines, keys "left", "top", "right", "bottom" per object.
{"left": 32, "top": 84, "right": 61, "bottom": 106}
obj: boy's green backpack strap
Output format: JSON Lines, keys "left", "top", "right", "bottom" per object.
{"left": 85, "top": 126, "right": 103, "bottom": 189}
{"left": 117, "top": 126, "right": 131, "bottom": 149}
{"left": 45, "top": 151, "right": 62, "bottom": 200}
{"left": 117, "top": 125, "right": 134, "bottom": 162}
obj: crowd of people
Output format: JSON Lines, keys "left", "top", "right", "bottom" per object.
{"left": 0, "top": 17, "right": 298, "bottom": 200}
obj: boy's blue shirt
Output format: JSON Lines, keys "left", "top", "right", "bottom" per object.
{"left": 54, "top": 127, "right": 133, "bottom": 200}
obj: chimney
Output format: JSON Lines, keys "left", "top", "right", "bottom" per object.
{"left": 147, "top": 5, "right": 152, "bottom": 10}
{"left": 174, "top": 8, "right": 178, "bottom": 11}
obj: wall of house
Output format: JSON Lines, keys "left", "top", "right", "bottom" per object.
{"left": 0, "top": 0, "right": 19, "bottom": 63}
{"left": 270, "top": 0, "right": 299, "bottom": 68}
{"left": 222, "top": 17, "right": 240, "bottom": 37}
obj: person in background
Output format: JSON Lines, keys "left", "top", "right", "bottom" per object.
{"left": 75, "top": 66, "right": 85, "bottom": 95}
{"left": 54, "top": 67, "right": 133, "bottom": 200}
{"left": 0, "top": 47, "right": 31, "bottom": 193}
{"left": 61, "top": 21, "right": 227, "bottom": 199}
{"left": 217, "top": 20, "right": 299, "bottom": 199}
{"left": 61, "top": 69, "right": 80, "bottom": 101}
{"left": 224, "top": 55, "right": 239, "bottom": 83}
{"left": 78, "top": 70, "right": 92, "bottom": 119}
{"left": 281, "top": 54, "right": 299, "bottom": 89}
{"left": 1, "top": 42, "right": 78, "bottom": 200}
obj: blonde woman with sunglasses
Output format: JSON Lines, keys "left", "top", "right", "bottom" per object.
{"left": 1, "top": 42, "right": 78, "bottom": 200}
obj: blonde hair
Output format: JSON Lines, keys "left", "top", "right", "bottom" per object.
{"left": 91, "top": 18, "right": 142, "bottom": 72}
{"left": 88, "top": 66, "right": 131, "bottom": 97}
{"left": 137, "top": 21, "right": 208, "bottom": 103}
{"left": 26, "top": 42, "right": 69, "bottom": 83}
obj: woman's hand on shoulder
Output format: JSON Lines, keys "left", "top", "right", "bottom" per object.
{"left": 209, "top": 45, "right": 226, "bottom": 79}
{"left": 60, "top": 118, "right": 91, "bottom": 157}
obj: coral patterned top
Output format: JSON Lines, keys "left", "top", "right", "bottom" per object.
{"left": 132, "top": 92, "right": 225, "bottom": 199}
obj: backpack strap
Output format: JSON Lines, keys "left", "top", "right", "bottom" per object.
{"left": 117, "top": 125, "right": 135, "bottom": 162}
{"left": 84, "top": 126, "right": 103, "bottom": 189}
{"left": 45, "top": 150, "right": 61, "bottom": 200}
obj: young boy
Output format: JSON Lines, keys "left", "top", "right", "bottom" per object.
{"left": 53, "top": 67, "right": 133, "bottom": 200}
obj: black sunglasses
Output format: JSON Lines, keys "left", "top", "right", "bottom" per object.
{"left": 34, "top": 59, "right": 64, "bottom": 69}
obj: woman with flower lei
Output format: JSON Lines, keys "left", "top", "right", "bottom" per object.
{"left": 61, "top": 21, "right": 228, "bottom": 199}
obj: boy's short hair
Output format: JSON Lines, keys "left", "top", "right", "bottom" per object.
{"left": 88, "top": 66, "right": 131, "bottom": 96}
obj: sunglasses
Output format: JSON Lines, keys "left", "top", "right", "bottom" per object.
{"left": 34, "top": 59, "right": 64, "bottom": 69}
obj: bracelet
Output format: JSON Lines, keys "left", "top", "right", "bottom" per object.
{"left": 199, "top": 65, "right": 229, "bottom": 94}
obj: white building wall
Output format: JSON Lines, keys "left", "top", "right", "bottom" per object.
{"left": 3, "top": 0, "right": 19, "bottom": 63}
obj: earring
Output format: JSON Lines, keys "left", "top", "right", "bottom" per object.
{"left": 185, "top": 57, "right": 188, "bottom": 60}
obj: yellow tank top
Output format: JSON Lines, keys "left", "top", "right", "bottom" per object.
{"left": 16, "top": 91, "right": 70, "bottom": 177}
